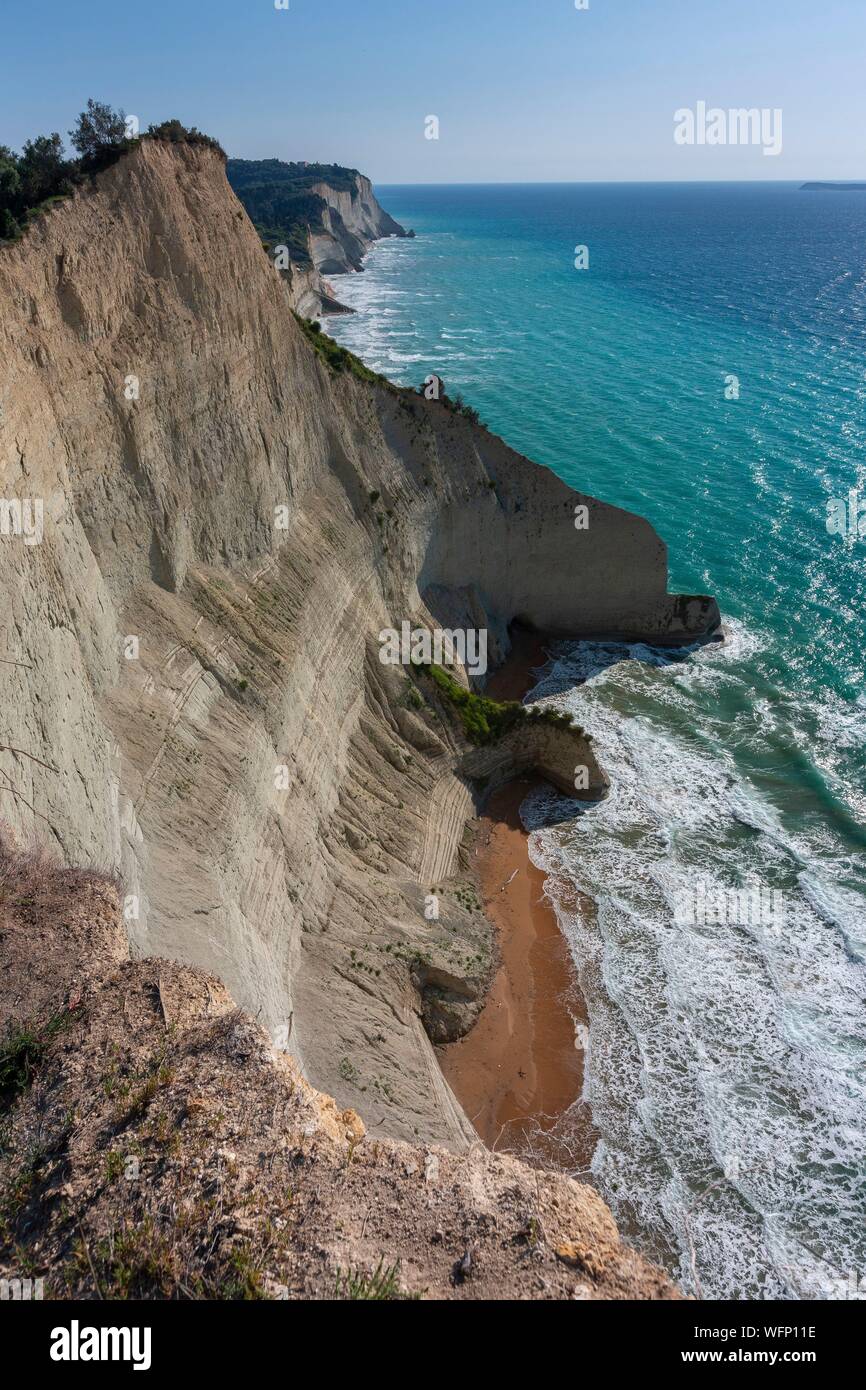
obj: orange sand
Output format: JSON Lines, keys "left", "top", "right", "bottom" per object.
{"left": 439, "top": 631, "right": 597, "bottom": 1169}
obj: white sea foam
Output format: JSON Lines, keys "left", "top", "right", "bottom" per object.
{"left": 521, "top": 630, "right": 866, "bottom": 1298}
{"left": 324, "top": 214, "right": 866, "bottom": 1297}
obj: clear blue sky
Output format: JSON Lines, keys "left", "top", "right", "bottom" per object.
{"left": 2, "top": 0, "right": 864, "bottom": 181}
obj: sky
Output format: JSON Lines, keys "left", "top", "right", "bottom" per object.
{"left": 2, "top": 0, "right": 865, "bottom": 182}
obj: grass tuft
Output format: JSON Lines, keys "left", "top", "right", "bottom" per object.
{"left": 0, "top": 1012, "right": 75, "bottom": 1114}
{"left": 335, "top": 1256, "right": 403, "bottom": 1300}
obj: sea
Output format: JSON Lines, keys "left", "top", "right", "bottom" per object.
{"left": 326, "top": 182, "right": 866, "bottom": 1301}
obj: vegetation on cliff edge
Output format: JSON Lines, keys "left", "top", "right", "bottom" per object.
{"left": 227, "top": 158, "right": 363, "bottom": 270}
{"left": 293, "top": 314, "right": 397, "bottom": 389}
{"left": 419, "top": 662, "right": 576, "bottom": 746}
{"left": 1, "top": 101, "right": 224, "bottom": 242}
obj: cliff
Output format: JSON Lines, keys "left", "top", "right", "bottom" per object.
{"left": 226, "top": 158, "right": 412, "bottom": 316}
{"left": 0, "top": 138, "right": 717, "bottom": 1296}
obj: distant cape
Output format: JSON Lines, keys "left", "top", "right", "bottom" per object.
{"left": 801, "top": 181, "right": 866, "bottom": 191}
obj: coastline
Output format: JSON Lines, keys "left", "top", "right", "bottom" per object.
{"left": 439, "top": 632, "right": 598, "bottom": 1173}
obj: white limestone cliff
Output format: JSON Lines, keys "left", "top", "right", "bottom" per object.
{"left": 0, "top": 138, "right": 719, "bottom": 1153}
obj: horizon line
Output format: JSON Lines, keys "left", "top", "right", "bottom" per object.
{"left": 365, "top": 176, "right": 862, "bottom": 188}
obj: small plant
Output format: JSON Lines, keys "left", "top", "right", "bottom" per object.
{"left": 104, "top": 1151, "right": 124, "bottom": 1184}
{"left": 418, "top": 662, "right": 576, "bottom": 747}
{"left": 338, "top": 1056, "right": 359, "bottom": 1084}
{"left": 450, "top": 393, "right": 484, "bottom": 426}
{"left": 335, "top": 1256, "right": 402, "bottom": 1300}
{"left": 0, "top": 1011, "right": 75, "bottom": 1114}
{"left": 113, "top": 1058, "right": 173, "bottom": 1127}
{"left": 0, "top": 1142, "right": 48, "bottom": 1225}
{"left": 417, "top": 379, "right": 486, "bottom": 429}
{"left": 221, "top": 1244, "right": 268, "bottom": 1300}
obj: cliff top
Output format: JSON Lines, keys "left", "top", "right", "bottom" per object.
{"left": 0, "top": 109, "right": 224, "bottom": 244}
{"left": 226, "top": 157, "right": 363, "bottom": 194}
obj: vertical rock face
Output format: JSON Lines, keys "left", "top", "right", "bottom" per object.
{"left": 0, "top": 139, "right": 719, "bottom": 1150}
{"left": 308, "top": 173, "right": 410, "bottom": 273}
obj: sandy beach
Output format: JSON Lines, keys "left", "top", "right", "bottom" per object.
{"left": 438, "top": 631, "right": 598, "bottom": 1171}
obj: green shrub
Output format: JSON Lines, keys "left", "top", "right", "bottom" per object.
{"left": 419, "top": 663, "right": 575, "bottom": 746}
{"left": 335, "top": 1257, "right": 403, "bottom": 1300}
{"left": 145, "top": 119, "right": 225, "bottom": 157}
{"left": 1, "top": 104, "right": 225, "bottom": 245}
{"left": 0, "top": 1010, "right": 75, "bottom": 1113}
{"left": 292, "top": 313, "right": 394, "bottom": 389}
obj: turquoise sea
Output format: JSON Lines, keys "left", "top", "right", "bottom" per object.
{"left": 327, "top": 184, "right": 866, "bottom": 1300}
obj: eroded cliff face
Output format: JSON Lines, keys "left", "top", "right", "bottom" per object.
{"left": 0, "top": 140, "right": 718, "bottom": 1164}
{"left": 307, "top": 172, "right": 408, "bottom": 275}
{"left": 286, "top": 171, "right": 410, "bottom": 316}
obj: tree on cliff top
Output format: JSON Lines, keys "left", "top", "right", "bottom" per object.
{"left": 68, "top": 99, "right": 127, "bottom": 159}
{"left": 145, "top": 119, "right": 226, "bottom": 157}
{"left": 17, "top": 134, "right": 67, "bottom": 204}
{"left": 1, "top": 104, "right": 223, "bottom": 243}
{"left": 0, "top": 147, "right": 22, "bottom": 239}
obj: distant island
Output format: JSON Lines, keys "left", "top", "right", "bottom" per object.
{"left": 801, "top": 182, "right": 866, "bottom": 191}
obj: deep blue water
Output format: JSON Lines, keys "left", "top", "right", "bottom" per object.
{"left": 327, "top": 184, "right": 866, "bottom": 1300}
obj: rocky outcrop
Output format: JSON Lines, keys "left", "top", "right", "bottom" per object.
{"left": 308, "top": 173, "right": 408, "bottom": 272}
{"left": 460, "top": 721, "right": 607, "bottom": 801}
{"left": 0, "top": 840, "right": 681, "bottom": 1299}
{"left": 0, "top": 139, "right": 719, "bottom": 1170}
